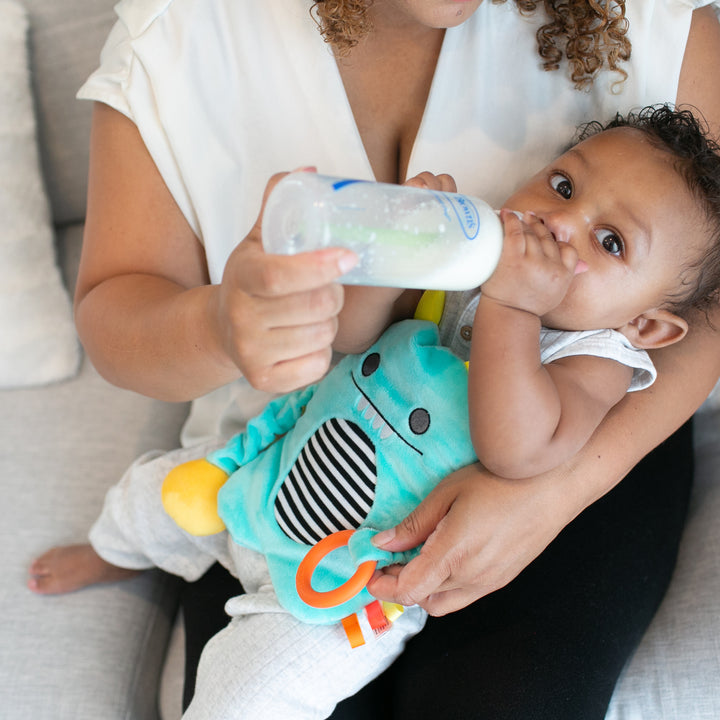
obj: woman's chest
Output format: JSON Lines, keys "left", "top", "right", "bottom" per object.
{"left": 334, "top": 28, "right": 444, "bottom": 184}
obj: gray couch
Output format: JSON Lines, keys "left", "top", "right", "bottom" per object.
{"left": 1, "top": 1, "right": 719, "bottom": 718}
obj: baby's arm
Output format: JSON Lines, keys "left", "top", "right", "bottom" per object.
{"left": 469, "top": 211, "right": 632, "bottom": 478}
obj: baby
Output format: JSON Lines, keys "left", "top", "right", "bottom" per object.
{"left": 29, "top": 105, "right": 720, "bottom": 719}
{"left": 446, "top": 104, "right": 720, "bottom": 480}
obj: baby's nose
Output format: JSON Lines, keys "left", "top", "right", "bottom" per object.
{"left": 540, "top": 211, "right": 575, "bottom": 245}
{"left": 531, "top": 212, "right": 562, "bottom": 243}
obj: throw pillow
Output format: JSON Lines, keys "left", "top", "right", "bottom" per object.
{"left": 0, "top": 0, "right": 80, "bottom": 388}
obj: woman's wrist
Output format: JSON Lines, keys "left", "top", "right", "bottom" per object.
{"left": 195, "top": 282, "right": 243, "bottom": 385}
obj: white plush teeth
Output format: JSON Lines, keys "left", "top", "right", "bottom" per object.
{"left": 357, "top": 393, "right": 394, "bottom": 439}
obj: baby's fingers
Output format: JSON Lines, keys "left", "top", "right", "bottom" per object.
{"left": 557, "top": 242, "right": 581, "bottom": 275}
{"left": 520, "top": 213, "right": 585, "bottom": 274}
{"left": 498, "top": 209, "right": 529, "bottom": 256}
{"left": 404, "top": 171, "right": 457, "bottom": 193}
{"left": 520, "top": 212, "right": 559, "bottom": 255}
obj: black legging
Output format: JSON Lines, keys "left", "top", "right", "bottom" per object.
{"left": 181, "top": 419, "right": 693, "bottom": 719}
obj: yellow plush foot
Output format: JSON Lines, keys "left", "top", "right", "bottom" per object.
{"left": 162, "top": 459, "right": 229, "bottom": 536}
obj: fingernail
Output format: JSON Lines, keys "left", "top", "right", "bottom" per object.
{"left": 574, "top": 259, "right": 589, "bottom": 274}
{"left": 372, "top": 528, "right": 396, "bottom": 548}
{"left": 337, "top": 251, "right": 358, "bottom": 274}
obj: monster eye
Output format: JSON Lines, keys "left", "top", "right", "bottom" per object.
{"left": 362, "top": 352, "right": 380, "bottom": 376}
{"left": 409, "top": 408, "right": 430, "bottom": 435}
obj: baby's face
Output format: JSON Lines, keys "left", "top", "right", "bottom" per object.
{"left": 503, "top": 127, "right": 708, "bottom": 332}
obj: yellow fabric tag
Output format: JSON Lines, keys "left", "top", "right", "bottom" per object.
{"left": 381, "top": 601, "right": 405, "bottom": 624}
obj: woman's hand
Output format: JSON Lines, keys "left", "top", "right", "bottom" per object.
{"left": 212, "top": 173, "right": 358, "bottom": 393}
{"left": 77, "top": 109, "right": 358, "bottom": 401}
{"left": 367, "top": 461, "right": 578, "bottom": 616}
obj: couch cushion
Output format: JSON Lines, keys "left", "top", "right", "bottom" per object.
{"left": 24, "top": 0, "right": 118, "bottom": 225}
{"left": 0, "top": 0, "right": 80, "bottom": 388}
{"left": 0, "top": 222, "right": 191, "bottom": 719}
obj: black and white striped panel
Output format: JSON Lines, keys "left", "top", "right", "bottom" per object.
{"left": 274, "top": 418, "right": 377, "bottom": 546}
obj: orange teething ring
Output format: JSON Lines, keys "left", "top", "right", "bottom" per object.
{"left": 296, "top": 529, "right": 377, "bottom": 609}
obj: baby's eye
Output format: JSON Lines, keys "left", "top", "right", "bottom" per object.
{"left": 595, "top": 228, "right": 624, "bottom": 257}
{"left": 549, "top": 173, "right": 573, "bottom": 199}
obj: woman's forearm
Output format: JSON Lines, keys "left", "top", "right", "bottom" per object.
{"left": 554, "top": 321, "right": 720, "bottom": 517}
{"left": 75, "top": 275, "right": 239, "bottom": 402}
{"left": 76, "top": 236, "right": 356, "bottom": 402}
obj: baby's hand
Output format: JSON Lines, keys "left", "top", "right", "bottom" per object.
{"left": 481, "top": 210, "right": 582, "bottom": 317}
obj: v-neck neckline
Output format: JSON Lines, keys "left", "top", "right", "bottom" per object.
{"left": 313, "top": 15, "right": 458, "bottom": 183}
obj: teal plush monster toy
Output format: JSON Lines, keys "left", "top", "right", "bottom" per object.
{"left": 162, "top": 319, "right": 477, "bottom": 631}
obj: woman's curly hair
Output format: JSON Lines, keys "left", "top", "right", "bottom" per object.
{"left": 310, "top": 0, "right": 631, "bottom": 90}
{"left": 311, "top": 0, "right": 374, "bottom": 56}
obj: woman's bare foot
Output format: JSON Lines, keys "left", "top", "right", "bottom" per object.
{"left": 28, "top": 543, "right": 141, "bottom": 595}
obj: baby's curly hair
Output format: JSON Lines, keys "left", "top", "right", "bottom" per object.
{"left": 310, "top": 0, "right": 630, "bottom": 89}
{"left": 579, "top": 105, "right": 720, "bottom": 322}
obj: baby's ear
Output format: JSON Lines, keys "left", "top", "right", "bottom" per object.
{"left": 619, "top": 309, "right": 689, "bottom": 350}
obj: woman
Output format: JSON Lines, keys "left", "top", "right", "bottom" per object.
{"left": 73, "top": 0, "right": 720, "bottom": 717}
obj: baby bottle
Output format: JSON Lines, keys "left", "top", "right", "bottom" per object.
{"left": 261, "top": 173, "right": 503, "bottom": 290}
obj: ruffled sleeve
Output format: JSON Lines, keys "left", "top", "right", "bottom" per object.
{"left": 76, "top": 18, "right": 134, "bottom": 119}
{"left": 75, "top": 0, "right": 202, "bottom": 238}
{"left": 76, "top": 0, "right": 177, "bottom": 116}
{"left": 540, "top": 329, "right": 657, "bottom": 392}
{"left": 686, "top": 0, "right": 719, "bottom": 11}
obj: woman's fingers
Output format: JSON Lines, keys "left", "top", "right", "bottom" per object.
{"left": 247, "top": 346, "right": 335, "bottom": 394}
{"left": 210, "top": 173, "right": 361, "bottom": 392}
{"left": 368, "top": 463, "right": 569, "bottom": 616}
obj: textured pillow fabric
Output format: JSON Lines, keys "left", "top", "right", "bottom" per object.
{"left": 0, "top": 0, "right": 80, "bottom": 388}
